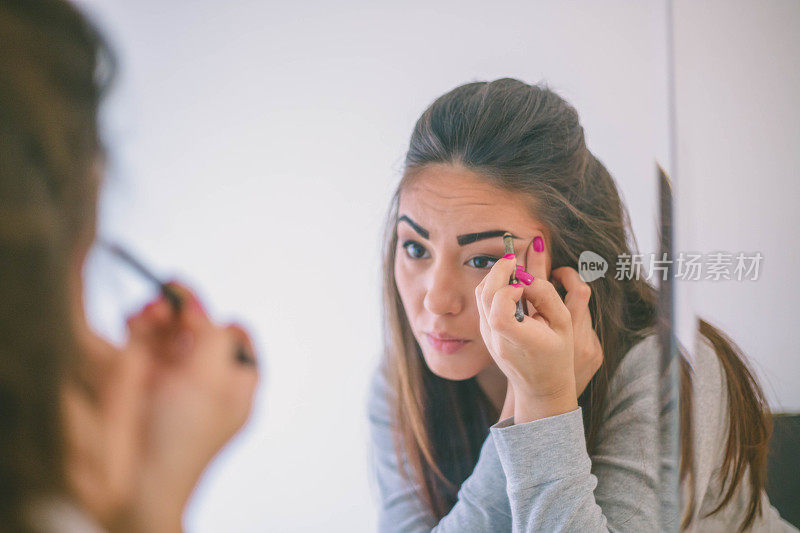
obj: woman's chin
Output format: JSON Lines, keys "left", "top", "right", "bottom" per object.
{"left": 421, "top": 349, "right": 491, "bottom": 381}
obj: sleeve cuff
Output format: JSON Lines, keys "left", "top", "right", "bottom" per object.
{"left": 458, "top": 432, "right": 512, "bottom": 515}
{"left": 489, "top": 407, "right": 591, "bottom": 490}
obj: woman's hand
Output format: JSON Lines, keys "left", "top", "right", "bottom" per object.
{"left": 476, "top": 255, "right": 577, "bottom": 424}
{"left": 115, "top": 284, "right": 259, "bottom": 532}
{"left": 62, "top": 324, "right": 149, "bottom": 529}
{"left": 491, "top": 266, "right": 602, "bottom": 425}
{"left": 550, "top": 267, "right": 604, "bottom": 397}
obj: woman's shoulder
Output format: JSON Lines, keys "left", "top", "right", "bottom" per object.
{"left": 687, "top": 335, "right": 797, "bottom": 530}
{"left": 686, "top": 332, "right": 731, "bottom": 482}
{"left": 367, "top": 356, "right": 394, "bottom": 428}
{"left": 366, "top": 356, "right": 408, "bottom": 464}
{"left": 591, "top": 332, "right": 664, "bottom": 428}
{"left": 606, "top": 331, "right": 728, "bottom": 420}
{"left": 607, "top": 331, "right": 726, "bottom": 397}
{"left": 604, "top": 332, "right": 663, "bottom": 400}
{"left": 614, "top": 332, "right": 662, "bottom": 377}
{"left": 688, "top": 332, "right": 728, "bottom": 405}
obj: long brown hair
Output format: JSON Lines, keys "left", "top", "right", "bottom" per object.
{"left": 0, "top": 0, "right": 113, "bottom": 529}
{"left": 380, "top": 79, "right": 771, "bottom": 531}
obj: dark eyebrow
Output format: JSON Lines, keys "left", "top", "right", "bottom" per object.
{"left": 398, "top": 215, "right": 429, "bottom": 240}
{"left": 457, "top": 230, "right": 520, "bottom": 246}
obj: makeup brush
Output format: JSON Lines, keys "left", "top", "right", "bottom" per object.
{"left": 99, "top": 239, "right": 256, "bottom": 366}
{"left": 100, "top": 240, "right": 184, "bottom": 311}
{"left": 503, "top": 232, "right": 526, "bottom": 322}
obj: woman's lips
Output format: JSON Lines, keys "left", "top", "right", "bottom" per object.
{"left": 423, "top": 332, "right": 470, "bottom": 354}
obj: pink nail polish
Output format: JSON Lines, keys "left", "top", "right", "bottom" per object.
{"left": 533, "top": 236, "right": 544, "bottom": 253}
{"left": 517, "top": 270, "right": 534, "bottom": 285}
{"left": 502, "top": 253, "right": 515, "bottom": 260}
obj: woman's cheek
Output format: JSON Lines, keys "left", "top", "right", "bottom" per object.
{"left": 466, "top": 296, "right": 484, "bottom": 342}
{"left": 394, "top": 261, "right": 418, "bottom": 319}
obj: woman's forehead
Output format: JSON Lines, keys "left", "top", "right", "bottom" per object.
{"left": 399, "top": 164, "right": 539, "bottom": 232}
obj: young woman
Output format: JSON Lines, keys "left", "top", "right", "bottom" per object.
{"left": 368, "top": 78, "right": 795, "bottom": 531}
{"left": 0, "top": 1, "right": 259, "bottom": 531}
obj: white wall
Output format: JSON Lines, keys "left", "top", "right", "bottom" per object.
{"left": 77, "top": 1, "right": 669, "bottom": 531}
{"left": 673, "top": 0, "right": 800, "bottom": 411}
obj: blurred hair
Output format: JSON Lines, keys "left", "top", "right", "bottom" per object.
{"left": 0, "top": 0, "right": 114, "bottom": 529}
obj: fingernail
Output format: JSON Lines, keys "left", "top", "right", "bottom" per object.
{"left": 516, "top": 270, "right": 534, "bottom": 285}
{"left": 533, "top": 236, "right": 544, "bottom": 253}
{"left": 511, "top": 282, "right": 523, "bottom": 288}
{"left": 502, "top": 253, "right": 515, "bottom": 260}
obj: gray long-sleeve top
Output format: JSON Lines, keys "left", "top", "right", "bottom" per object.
{"left": 368, "top": 333, "right": 796, "bottom": 532}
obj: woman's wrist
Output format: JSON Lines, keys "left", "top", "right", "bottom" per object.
{"left": 112, "top": 500, "right": 183, "bottom": 533}
{"left": 115, "top": 488, "right": 185, "bottom": 533}
{"left": 512, "top": 381, "right": 578, "bottom": 424}
{"left": 111, "top": 458, "right": 196, "bottom": 533}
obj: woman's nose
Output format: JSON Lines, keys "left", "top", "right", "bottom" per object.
{"left": 423, "top": 262, "right": 464, "bottom": 316}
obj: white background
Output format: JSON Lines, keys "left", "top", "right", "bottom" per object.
{"left": 68, "top": 1, "right": 781, "bottom": 531}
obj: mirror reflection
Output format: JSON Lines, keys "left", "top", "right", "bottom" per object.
{"left": 1, "top": 0, "right": 796, "bottom": 532}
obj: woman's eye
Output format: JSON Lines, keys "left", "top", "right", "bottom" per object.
{"left": 466, "top": 255, "right": 498, "bottom": 269}
{"left": 402, "top": 240, "right": 430, "bottom": 259}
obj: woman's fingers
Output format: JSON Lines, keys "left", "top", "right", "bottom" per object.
{"left": 550, "top": 267, "right": 591, "bottom": 322}
{"left": 477, "top": 254, "right": 570, "bottom": 339}
{"left": 514, "top": 265, "right": 534, "bottom": 285}
{"left": 226, "top": 323, "right": 260, "bottom": 372}
{"left": 477, "top": 246, "right": 570, "bottom": 337}
{"left": 127, "top": 294, "right": 191, "bottom": 364}
{"left": 478, "top": 254, "right": 518, "bottom": 315}
{"left": 487, "top": 284, "right": 527, "bottom": 338}
{"left": 127, "top": 296, "right": 171, "bottom": 346}
{"left": 518, "top": 275, "right": 572, "bottom": 335}
{"left": 224, "top": 324, "right": 259, "bottom": 425}
{"left": 163, "top": 281, "right": 212, "bottom": 331}
{"left": 522, "top": 234, "right": 547, "bottom": 281}
{"left": 130, "top": 281, "right": 260, "bottom": 373}
{"left": 549, "top": 267, "right": 603, "bottom": 395}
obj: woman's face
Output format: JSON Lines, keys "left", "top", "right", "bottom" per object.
{"left": 394, "top": 164, "right": 550, "bottom": 381}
